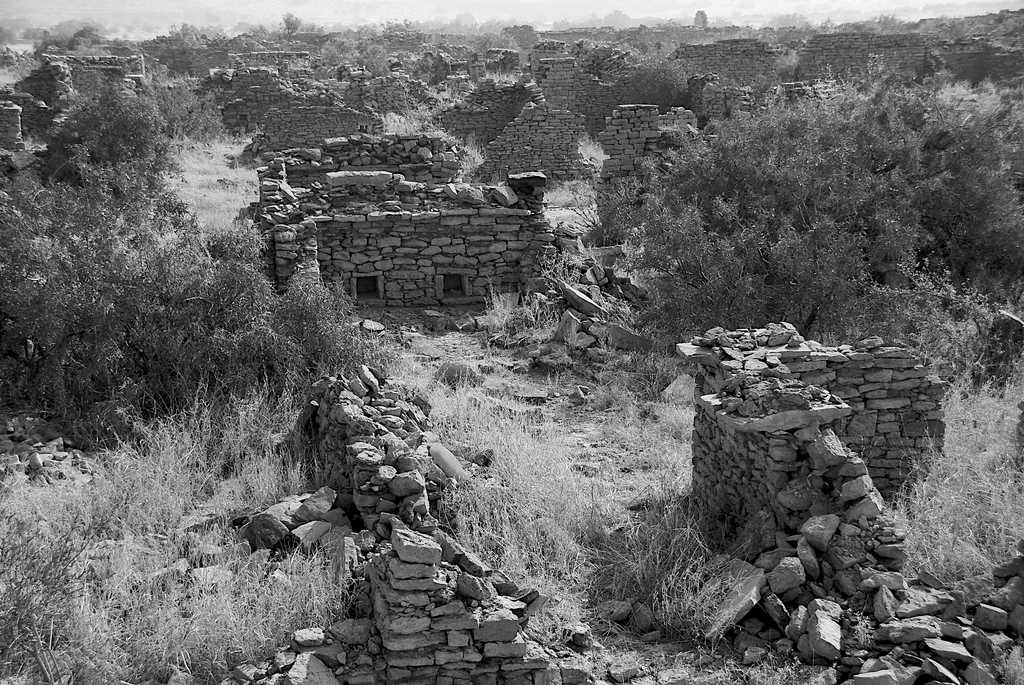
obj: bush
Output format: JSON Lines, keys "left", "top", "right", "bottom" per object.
{"left": 148, "top": 73, "right": 225, "bottom": 142}
{"left": 43, "top": 85, "right": 172, "bottom": 190}
{"left": 0, "top": 177, "right": 389, "bottom": 428}
{"left": 625, "top": 80, "right": 1024, "bottom": 343}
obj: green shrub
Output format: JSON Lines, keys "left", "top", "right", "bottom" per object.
{"left": 625, "top": 80, "right": 1024, "bottom": 345}
{"left": 0, "top": 177, "right": 389, "bottom": 428}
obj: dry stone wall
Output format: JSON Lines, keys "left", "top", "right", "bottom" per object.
{"left": 258, "top": 105, "right": 382, "bottom": 150}
{"left": 937, "top": 38, "right": 1024, "bottom": 85}
{"left": 597, "top": 104, "right": 695, "bottom": 179}
{"left": 0, "top": 91, "right": 54, "bottom": 138}
{"left": 342, "top": 72, "right": 437, "bottom": 116}
{"left": 202, "top": 67, "right": 340, "bottom": 133}
{"left": 440, "top": 79, "right": 545, "bottom": 145}
{"left": 0, "top": 102, "right": 24, "bottom": 151}
{"left": 534, "top": 57, "right": 628, "bottom": 135}
{"left": 678, "top": 323, "right": 947, "bottom": 498}
{"left": 798, "top": 33, "right": 932, "bottom": 80}
{"left": 670, "top": 39, "right": 780, "bottom": 85}
{"left": 478, "top": 103, "right": 590, "bottom": 181}
{"left": 256, "top": 156, "right": 558, "bottom": 306}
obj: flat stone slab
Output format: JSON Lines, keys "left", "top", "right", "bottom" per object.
{"left": 698, "top": 394, "right": 852, "bottom": 432}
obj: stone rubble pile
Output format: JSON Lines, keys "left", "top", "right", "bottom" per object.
{"left": 220, "top": 369, "right": 590, "bottom": 684}
{"left": 675, "top": 328, "right": 1022, "bottom": 684}
{"left": 1, "top": 415, "right": 96, "bottom": 489}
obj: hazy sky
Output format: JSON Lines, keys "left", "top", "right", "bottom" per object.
{"left": 1, "top": 0, "right": 1020, "bottom": 35}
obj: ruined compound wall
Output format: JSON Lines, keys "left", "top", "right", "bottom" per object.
{"left": 597, "top": 104, "right": 695, "bottom": 179}
{"left": 273, "top": 134, "right": 461, "bottom": 186}
{"left": 679, "top": 324, "right": 947, "bottom": 496}
{"left": 440, "top": 79, "right": 545, "bottom": 145}
{"left": 15, "top": 60, "right": 74, "bottom": 110}
{"left": 478, "top": 103, "right": 589, "bottom": 181}
{"left": 936, "top": 39, "right": 1024, "bottom": 84}
{"left": 257, "top": 168, "right": 555, "bottom": 305}
{"left": 670, "top": 39, "right": 779, "bottom": 85}
{"left": 797, "top": 33, "right": 932, "bottom": 80}
{"left": 529, "top": 40, "right": 569, "bottom": 72}
{"left": 0, "top": 102, "right": 24, "bottom": 150}
{"left": 342, "top": 72, "right": 437, "bottom": 115}
{"left": 203, "top": 68, "right": 340, "bottom": 133}
{"left": 534, "top": 57, "right": 628, "bottom": 135}
{"left": 259, "top": 105, "right": 382, "bottom": 150}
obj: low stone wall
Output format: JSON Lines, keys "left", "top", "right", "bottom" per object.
{"left": 797, "top": 33, "right": 932, "bottom": 80}
{"left": 678, "top": 323, "right": 947, "bottom": 496}
{"left": 259, "top": 105, "right": 382, "bottom": 150}
{"left": 478, "top": 102, "right": 589, "bottom": 181}
{"left": 670, "top": 38, "right": 779, "bottom": 85}
{"left": 439, "top": 79, "right": 545, "bottom": 145}
{"left": 0, "top": 102, "right": 24, "bottom": 151}
{"left": 597, "top": 104, "right": 695, "bottom": 179}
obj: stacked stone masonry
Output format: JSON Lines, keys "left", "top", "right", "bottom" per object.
{"left": 478, "top": 103, "right": 590, "bottom": 181}
{"left": 670, "top": 39, "right": 780, "bottom": 85}
{"left": 678, "top": 323, "right": 947, "bottom": 500}
{"left": 256, "top": 150, "right": 558, "bottom": 306}
{"left": 202, "top": 67, "right": 340, "bottom": 133}
{"left": 798, "top": 33, "right": 932, "bottom": 81}
{"left": 0, "top": 102, "right": 24, "bottom": 151}
{"left": 440, "top": 80, "right": 545, "bottom": 145}
{"left": 258, "top": 106, "right": 382, "bottom": 151}
{"left": 534, "top": 57, "right": 628, "bottom": 135}
{"left": 597, "top": 104, "right": 695, "bottom": 179}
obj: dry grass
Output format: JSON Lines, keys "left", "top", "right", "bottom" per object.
{"left": 898, "top": 376, "right": 1024, "bottom": 581}
{"left": 168, "top": 139, "right": 256, "bottom": 234}
{"left": 458, "top": 137, "right": 486, "bottom": 181}
{"left": 0, "top": 388, "right": 343, "bottom": 682}
{"left": 579, "top": 135, "right": 608, "bottom": 173}
{"left": 1007, "top": 646, "right": 1024, "bottom": 685}
{"left": 382, "top": 106, "right": 449, "bottom": 138}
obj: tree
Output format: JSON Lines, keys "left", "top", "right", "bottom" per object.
{"left": 282, "top": 13, "right": 303, "bottom": 36}
{"left": 694, "top": 11, "right": 708, "bottom": 28}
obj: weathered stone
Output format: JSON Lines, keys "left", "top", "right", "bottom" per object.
{"left": 801, "top": 515, "right": 841, "bottom": 552}
{"left": 391, "top": 527, "right": 442, "bottom": 565}
{"left": 768, "top": 557, "right": 806, "bottom": 595}
{"left": 239, "top": 513, "right": 290, "bottom": 550}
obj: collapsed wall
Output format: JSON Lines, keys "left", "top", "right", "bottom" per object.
{"left": 439, "top": 79, "right": 545, "bottom": 145}
{"left": 669, "top": 39, "right": 780, "bottom": 85}
{"left": 798, "top": 33, "right": 932, "bottom": 81}
{"left": 478, "top": 102, "right": 590, "bottom": 181}
{"left": 597, "top": 104, "right": 695, "bottom": 179}
{"left": 678, "top": 323, "right": 947, "bottom": 498}
{"left": 226, "top": 369, "right": 567, "bottom": 684}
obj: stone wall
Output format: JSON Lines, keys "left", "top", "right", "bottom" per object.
{"left": 0, "top": 102, "right": 24, "bottom": 151}
{"left": 936, "top": 38, "right": 1024, "bottom": 84}
{"left": 258, "top": 105, "right": 382, "bottom": 150}
{"left": 597, "top": 104, "right": 695, "bottom": 179}
{"left": 203, "top": 67, "right": 340, "bottom": 132}
{"left": 15, "top": 59, "right": 74, "bottom": 110}
{"left": 678, "top": 323, "right": 947, "bottom": 497}
{"left": 342, "top": 72, "right": 437, "bottom": 115}
{"left": 797, "top": 33, "right": 932, "bottom": 80}
{"left": 534, "top": 57, "right": 628, "bottom": 135}
{"left": 440, "top": 79, "right": 545, "bottom": 145}
{"left": 257, "top": 161, "right": 557, "bottom": 305}
{"left": 670, "top": 38, "right": 780, "bottom": 85}
{"left": 478, "top": 102, "right": 589, "bottom": 181}
{"left": 529, "top": 41, "right": 569, "bottom": 72}
{"left": 268, "top": 134, "right": 461, "bottom": 186}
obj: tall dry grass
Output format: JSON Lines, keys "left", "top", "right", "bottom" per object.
{"left": 0, "top": 388, "right": 344, "bottom": 682}
{"left": 898, "top": 376, "right": 1024, "bottom": 581}
{"left": 168, "top": 139, "right": 255, "bottom": 234}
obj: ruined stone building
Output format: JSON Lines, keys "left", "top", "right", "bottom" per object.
{"left": 255, "top": 133, "right": 563, "bottom": 306}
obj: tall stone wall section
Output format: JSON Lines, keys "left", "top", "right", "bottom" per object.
{"left": 597, "top": 104, "right": 695, "bottom": 179}
{"left": 478, "top": 103, "right": 589, "bottom": 181}
{"left": 798, "top": 33, "right": 932, "bottom": 80}
{"left": 440, "top": 80, "right": 545, "bottom": 145}
{"left": 678, "top": 323, "right": 947, "bottom": 496}
{"left": 258, "top": 105, "right": 382, "bottom": 150}
{"left": 0, "top": 102, "right": 24, "bottom": 151}
{"left": 670, "top": 39, "right": 779, "bottom": 85}
{"left": 534, "top": 57, "right": 628, "bottom": 135}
